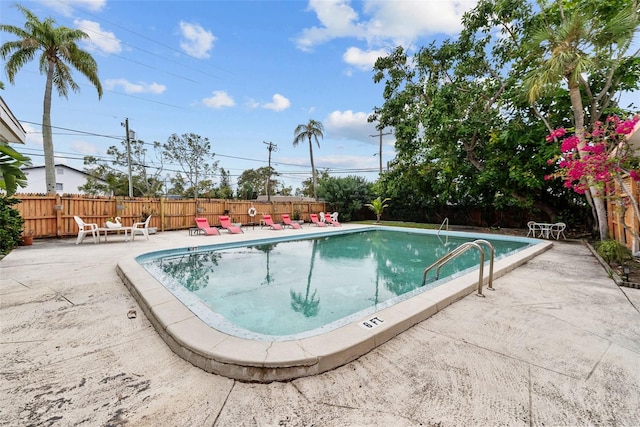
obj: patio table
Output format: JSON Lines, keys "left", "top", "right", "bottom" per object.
{"left": 528, "top": 222, "right": 565, "bottom": 240}
{"left": 97, "top": 226, "right": 134, "bottom": 242}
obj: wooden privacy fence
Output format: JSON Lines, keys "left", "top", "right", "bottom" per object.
{"left": 607, "top": 176, "right": 640, "bottom": 252}
{"left": 14, "top": 194, "right": 327, "bottom": 239}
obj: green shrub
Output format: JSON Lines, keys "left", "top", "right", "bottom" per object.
{"left": 0, "top": 196, "right": 24, "bottom": 254}
{"left": 596, "top": 240, "right": 632, "bottom": 265}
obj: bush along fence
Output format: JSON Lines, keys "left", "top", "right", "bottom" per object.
{"left": 14, "top": 194, "right": 327, "bottom": 239}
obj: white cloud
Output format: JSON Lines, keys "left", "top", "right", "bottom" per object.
{"left": 202, "top": 90, "right": 235, "bottom": 108}
{"left": 105, "top": 79, "right": 166, "bottom": 94}
{"left": 248, "top": 94, "right": 291, "bottom": 111}
{"left": 262, "top": 94, "right": 291, "bottom": 111}
{"left": 21, "top": 122, "right": 42, "bottom": 147}
{"left": 324, "top": 110, "right": 396, "bottom": 145}
{"left": 295, "top": 0, "right": 479, "bottom": 52}
{"left": 324, "top": 110, "right": 376, "bottom": 141}
{"left": 41, "top": 0, "right": 106, "bottom": 16}
{"left": 295, "top": 0, "right": 365, "bottom": 51}
{"left": 74, "top": 19, "right": 121, "bottom": 54}
{"left": 179, "top": 21, "right": 216, "bottom": 59}
{"left": 342, "top": 47, "right": 388, "bottom": 70}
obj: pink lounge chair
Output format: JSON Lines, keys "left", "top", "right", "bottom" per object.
{"left": 194, "top": 217, "right": 220, "bottom": 235}
{"left": 310, "top": 214, "right": 327, "bottom": 227}
{"left": 262, "top": 214, "right": 283, "bottom": 230}
{"left": 219, "top": 215, "right": 243, "bottom": 234}
{"left": 324, "top": 213, "right": 341, "bottom": 226}
{"left": 281, "top": 214, "right": 301, "bottom": 229}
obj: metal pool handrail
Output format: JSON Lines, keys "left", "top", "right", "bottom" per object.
{"left": 422, "top": 239, "right": 495, "bottom": 296}
{"left": 438, "top": 217, "right": 449, "bottom": 234}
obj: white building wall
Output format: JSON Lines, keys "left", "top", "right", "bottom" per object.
{"left": 20, "top": 165, "right": 107, "bottom": 195}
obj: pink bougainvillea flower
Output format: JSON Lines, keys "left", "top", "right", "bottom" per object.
{"left": 546, "top": 128, "right": 567, "bottom": 142}
{"left": 560, "top": 135, "right": 579, "bottom": 152}
{"left": 615, "top": 120, "right": 637, "bottom": 135}
{"left": 630, "top": 170, "right": 640, "bottom": 181}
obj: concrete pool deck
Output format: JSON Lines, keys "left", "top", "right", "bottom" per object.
{"left": 1, "top": 224, "right": 639, "bottom": 425}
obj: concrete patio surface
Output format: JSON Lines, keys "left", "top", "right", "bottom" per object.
{"left": 1, "top": 225, "right": 639, "bottom": 426}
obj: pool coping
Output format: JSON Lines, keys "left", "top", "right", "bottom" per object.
{"left": 116, "top": 228, "right": 553, "bottom": 382}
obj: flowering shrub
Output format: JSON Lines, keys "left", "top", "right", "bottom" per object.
{"left": 545, "top": 116, "right": 640, "bottom": 195}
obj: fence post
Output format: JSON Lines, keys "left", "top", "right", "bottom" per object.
{"left": 55, "top": 193, "right": 63, "bottom": 236}
{"left": 160, "top": 197, "right": 165, "bottom": 232}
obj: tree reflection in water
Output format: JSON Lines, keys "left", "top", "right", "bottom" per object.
{"left": 159, "top": 251, "right": 221, "bottom": 292}
{"left": 249, "top": 243, "right": 278, "bottom": 286}
{"left": 290, "top": 239, "right": 320, "bottom": 317}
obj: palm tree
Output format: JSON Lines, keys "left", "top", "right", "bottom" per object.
{"left": 1, "top": 5, "right": 103, "bottom": 194}
{"left": 523, "top": 2, "right": 639, "bottom": 240}
{"left": 293, "top": 119, "right": 324, "bottom": 200}
{"left": 365, "top": 197, "right": 391, "bottom": 223}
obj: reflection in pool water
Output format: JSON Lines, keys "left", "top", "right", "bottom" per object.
{"left": 139, "top": 229, "right": 530, "bottom": 340}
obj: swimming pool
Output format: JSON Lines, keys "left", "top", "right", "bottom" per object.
{"left": 117, "top": 225, "right": 551, "bottom": 382}
{"left": 137, "top": 230, "right": 529, "bottom": 341}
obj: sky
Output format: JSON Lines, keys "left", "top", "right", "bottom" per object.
{"left": 1, "top": 0, "right": 485, "bottom": 193}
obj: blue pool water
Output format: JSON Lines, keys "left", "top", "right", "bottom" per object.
{"left": 138, "top": 228, "right": 533, "bottom": 340}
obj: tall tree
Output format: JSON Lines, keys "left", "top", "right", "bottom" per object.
{"left": 293, "top": 119, "right": 324, "bottom": 200}
{"left": 237, "top": 167, "right": 280, "bottom": 199}
{"left": 523, "top": 0, "right": 640, "bottom": 240}
{"left": 217, "top": 168, "right": 234, "bottom": 199}
{"left": 81, "top": 139, "right": 165, "bottom": 196}
{"left": 1, "top": 5, "right": 103, "bottom": 194}
{"left": 163, "top": 133, "right": 218, "bottom": 199}
{"left": 318, "top": 175, "right": 373, "bottom": 221}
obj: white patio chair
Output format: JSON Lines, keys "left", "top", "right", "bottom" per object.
{"left": 73, "top": 215, "right": 98, "bottom": 244}
{"left": 551, "top": 222, "right": 566, "bottom": 240}
{"left": 132, "top": 215, "right": 152, "bottom": 240}
{"left": 526, "top": 221, "right": 538, "bottom": 237}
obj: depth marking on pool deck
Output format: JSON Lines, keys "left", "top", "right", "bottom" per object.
{"left": 360, "top": 316, "right": 384, "bottom": 329}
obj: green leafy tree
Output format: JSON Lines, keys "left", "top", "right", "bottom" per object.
{"left": 318, "top": 176, "right": 373, "bottom": 221}
{"left": 217, "top": 168, "right": 234, "bottom": 199}
{"left": 80, "top": 139, "right": 164, "bottom": 196}
{"left": 237, "top": 167, "right": 280, "bottom": 199}
{"left": 163, "top": 133, "right": 218, "bottom": 199}
{"left": 293, "top": 119, "right": 324, "bottom": 200}
{"left": 1, "top": 4, "right": 103, "bottom": 194}
{"left": 365, "top": 197, "right": 391, "bottom": 223}
{"left": 80, "top": 157, "right": 126, "bottom": 196}
{"left": 298, "top": 169, "right": 330, "bottom": 198}
{"left": 523, "top": 0, "right": 640, "bottom": 239}
{"left": 370, "top": 0, "right": 637, "bottom": 229}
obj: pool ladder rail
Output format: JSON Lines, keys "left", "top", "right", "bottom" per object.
{"left": 422, "top": 239, "right": 495, "bottom": 297}
{"left": 437, "top": 217, "right": 449, "bottom": 234}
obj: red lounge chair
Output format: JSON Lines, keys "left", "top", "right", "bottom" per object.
{"left": 310, "top": 214, "right": 327, "bottom": 227}
{"left": 194, "top": 217, "right": 220, "bottom": 235}
{"left": 281, "top": 214, "right": 301, "bottom": 229}
{"left": 219, "top": 215, "right": 243, "bottom": 234}
{"left": 262, "top": 214, "right": 283, "bottom": 230}
{"left": 324, "top": 213, "right": 341, "bottom": 226}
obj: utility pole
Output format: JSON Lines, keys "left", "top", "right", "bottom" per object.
{"left": 370, "top": 128, "right": 392, "bottom": 176}
{"left": 263, "top": 141, "right": 277, "bottom": 202}
{"left": 121, "top": 118, "right": 135, "bottom": 197}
